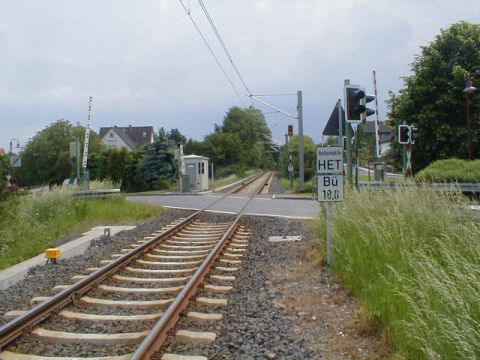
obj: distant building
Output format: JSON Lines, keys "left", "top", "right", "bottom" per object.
{"left": 0, "top": 148, "right": 4, "bottom": 155}
{"left": 99, "top": 125, "right": 155, "bottom": 151}
{"left": 363, "top": 120, "right": 393, "bottom": 156}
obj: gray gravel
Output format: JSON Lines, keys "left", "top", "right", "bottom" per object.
{"left": 1, "top": 209, "right": 317, "bottom": 359}
{"left": 268, "top": 173, "right": 288, "bottom": 195}
{"left": 158, "top": 215, "right": 316, "bottom": 359}
{"left": 0, "top": 207, "right": 193, "bottom": 325}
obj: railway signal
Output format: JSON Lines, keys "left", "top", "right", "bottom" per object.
{"left": 344, "top": 84, "right": 376, "bottom": 124}
{"left": 398, "top": 125, "right": 410, "bottom": 144}
{"left": 288, "top": 124, "right": 293, "bottom": 137}
{"left": 410, "top": 126, "right": 418, "bottom": 144}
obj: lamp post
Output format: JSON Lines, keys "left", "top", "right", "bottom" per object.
{"left": 464, "top": 77, "right": 477, "bottom": 160}
{"left": 9, "top": 138, "right": 21, "bottom": 154}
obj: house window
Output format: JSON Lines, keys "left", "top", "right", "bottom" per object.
{"left": 143, "top": 132, "right": 146, "bottom": 137}
{"left": 198, "top": 163, "right": 201, "bottom": 174}
{"left": 109, "top": 133, "right": 114, "bottom": 138}
{"left": 201, "top": 162, "right": 205, "bottom": 174}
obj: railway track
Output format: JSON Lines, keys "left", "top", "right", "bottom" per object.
{"left": 0, "top": 172, "right": 273, "bottom": 359}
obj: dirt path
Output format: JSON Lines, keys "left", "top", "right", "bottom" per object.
{"left": 266, "top": 242, "right": 390, "bottom": 359}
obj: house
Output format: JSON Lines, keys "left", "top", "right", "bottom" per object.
{"left": 363, "top": 120, "right": 393, "bottom": 156}
{"left": 99, "top": 125, "right": 155, "bottom": 151}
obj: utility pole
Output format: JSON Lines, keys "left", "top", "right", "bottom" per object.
{"left": 337, "top": 99, "right": 343, "bottom": 147}
{"left": 344, "top": 80, "right": 353, "bottom": 185}
{"left": 297, "top": 90, "right": 304, "bottom": 191}
{"left": 250, "top": 92, "right": 304, "bottom": 192}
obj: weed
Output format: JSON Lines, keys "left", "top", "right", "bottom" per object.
{"left": 0, "top": 190, "right": 162, "bottom": 270}
{"left": 317, "top": 186, "right": 480, "bottom": 359}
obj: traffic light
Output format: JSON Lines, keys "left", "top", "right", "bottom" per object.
{"left": 288, "top": 124, "right": 293, "bottom": 137}
{"left": 360, "top": 93, "right": 376, "bottom": 122}
{"left": 410, "top": 127, "right": 418, "bottom": 144}
{"left": 398, "top": 125, "right": 410, "bottom": 144}
{"left": 344, "top": 85, "right": 376, "bottom": 124}
{"left": 344, "top": 85, "right": 365, "bottom": 124}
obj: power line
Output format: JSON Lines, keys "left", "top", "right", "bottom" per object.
{"left": 197, "top": 0, "right": 252, "bottom": 96}
{"left": 177, "top": 0, "right": 246, "bottom": 106}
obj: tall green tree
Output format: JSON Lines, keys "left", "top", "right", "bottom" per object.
{"left": 19, "top": 120, "right": 102, "bottom": 186}
{"left": 387, "top": 21, "right": 480, "bottom": 171}
{"left": 221, "top": 107, "right": 273, "bottom": 168}
{"left": 203, "top": 132, "right": 245, "bottom": 169}
{"left": 0, "top": 154, "right": 10, "bottom": 200}
{"left": 183, "top": 139, "right": 206, "bottom": 156}
{"left": 168, "top": 128, "right": 187, "bottom": 146}
{"left": 280, "top": 135, "right": 316, "bottom": 181}
{"left": 141, "top": 138, "right": 175, "bottom": 190}
{"left": 107, "top": 148, "right": 131, "bottom": 183}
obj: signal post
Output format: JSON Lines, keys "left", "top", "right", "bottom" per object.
{"left": 316, "top": 145, "right": 344, "bottom": 267}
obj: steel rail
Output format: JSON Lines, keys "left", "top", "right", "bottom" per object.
{"left": 256, "top": 171, "right": 274, "bottom": 195}
{"left": 229, "top": 171, "right": 266, "bottom": 194}
{"left": 0, "top": 172, "right": 266, "bottom": 352}
{"left": 132, "top": 180, "right": 260, "bottom": 359}
{"left": 0, "top": 188, "right": 238, "bottom": 350}
{"left": 0, "top": 212, "right": 197, "bottom": 349}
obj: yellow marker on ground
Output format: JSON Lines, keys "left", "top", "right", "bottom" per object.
{"left": 45, "top": 248, "right": 61, "bottom": 264}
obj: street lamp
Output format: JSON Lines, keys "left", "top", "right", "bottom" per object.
{"left": 463, "top": 77, "right": 477, "bottom": 160}
{"left": 9, "top": 138, "right": 21, "bottom": 154}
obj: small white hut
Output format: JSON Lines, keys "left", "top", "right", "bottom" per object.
{"left": 184, "top": 155, "right": 209, "bottom": 191}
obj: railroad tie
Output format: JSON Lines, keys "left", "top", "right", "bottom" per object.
{"left": 71, "top": 275, "right": 87, "bottom": 281}
{"left": 210, "top": 274, "right": 236, "bottom": 282}
{"left": 215, "top": 266, "right": 239, "bottom": 273}
{"left": 204, "top": 284, "right": 233, "bottom": 293}
{"left": 3, "top": 310, "right": 27, "bottom": 321}
{"left": 186, "top": 311, "right": 223, "bottom": 321}
{"left": 196, "top": 297, "right": 228, "bottom": 307}
{"left": 59, "top": 310, "right": 163, "bottom": 322}
{"left": 175, "top": 330, "right": 216, "bottom": 344}
{"left": 30, "top": 296, "right": 50, "bottom": 305}
{"left": 0, "top": 351, "right": 132, "bottom": 360}
{"left": 31, "top": 327, "right": 149, "bottom": 345}
{"left": 162, "top": 353, "right": 207, "bottom": 360}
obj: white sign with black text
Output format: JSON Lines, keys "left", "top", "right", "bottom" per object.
{"left": 316, "top": 147, "right": 343, "bottom": 174}
{"left": 317, "top": 175, "right": 343, "bottom": 201}
{"left": 316, "top": 146, "right": 344, "bottom": 202}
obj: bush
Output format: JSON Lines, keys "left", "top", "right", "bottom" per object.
{"left": 415, "top": 158, "right": 480, "bottom": 183}
{"left": 0, "top": 189, "right": 163, "bottom": 269}
{"left": 323, "top": 187, "right": 480, "bottom": 359}
{"left": 216, "top": 164, "right": 245, "bottom": 179}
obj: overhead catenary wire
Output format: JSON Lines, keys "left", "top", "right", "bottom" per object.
{"left": 178, "top": 0, "right": 246, "bottom": 106}
{"left": 197, "top": 0, "right": 253, "bottom": 97}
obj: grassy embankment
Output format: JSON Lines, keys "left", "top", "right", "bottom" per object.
{"left": 0, "top": 189, "right": 163, "bottom": 270}
{"left": 280, "top": 177, "right": 313, "bottom": 194}
{"left": 211, "top": 169, "right": 257, "bottom": 190}
{"left": 315, "top": 186, "right": 480, "bottom": 359}
{"left": 415, "top": 158, "right": 480, "bottom": 182}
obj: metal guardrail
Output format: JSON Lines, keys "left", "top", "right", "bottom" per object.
{"left": 358, "top": 182, "right": 480, "bottom": 193}
{"left": 72, "top": 189, "right": 121, "bottom": 198}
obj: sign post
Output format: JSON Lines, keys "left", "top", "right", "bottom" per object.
{"left": 316, "top": 146, "right": 344, "bottom": 267}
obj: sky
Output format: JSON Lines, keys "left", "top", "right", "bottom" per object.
{"left": 1, "top": 0, "right": 479, "bottom": 152}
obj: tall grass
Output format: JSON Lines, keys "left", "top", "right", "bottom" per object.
{"left": 322, "top": 186, "right": 480, "bottom": 359}
{"left": 0, "top": 190, "right": 163, "bottom": 270}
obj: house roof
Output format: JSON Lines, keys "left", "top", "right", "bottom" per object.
{"left": 184, "top": 155, "right": 209, "bottom": 160}
{"left": 99, "top": 126, "right": 154, "bottom": 149}
{"left": 363, "top": 120, "right": 392, "bottom": 134}
{"left": 111, "top": 128, "right": 137, "bottom": 150}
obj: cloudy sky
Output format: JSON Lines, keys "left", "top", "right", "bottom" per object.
{"left": 1, "top": 0, "right": 479, "bottom": 152}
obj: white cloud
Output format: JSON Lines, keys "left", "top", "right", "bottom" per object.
{"left": 0, "top": 0, "right": 479, "bottom": 148}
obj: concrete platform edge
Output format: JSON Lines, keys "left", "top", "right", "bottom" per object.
{"left": 0, "top": 225, "right": 135, "bottom": 290}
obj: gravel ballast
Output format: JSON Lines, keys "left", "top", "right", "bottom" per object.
{"left": 0, "top": 205, "right": 382, "bottom": 358}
